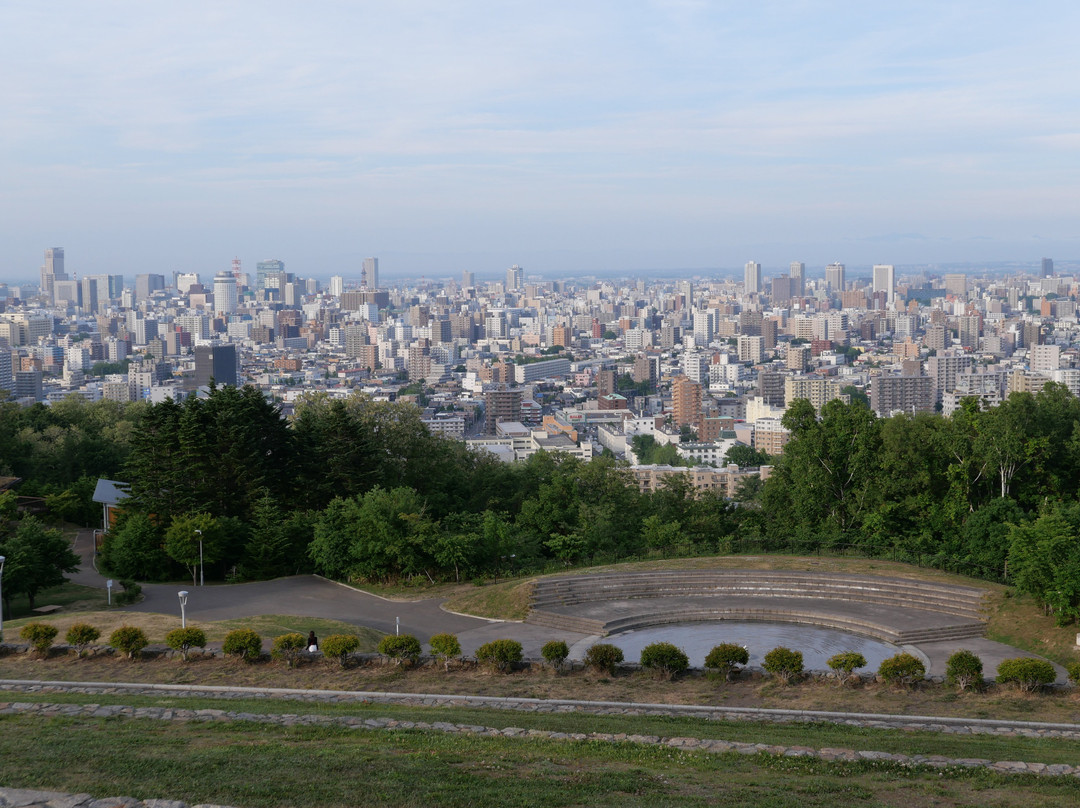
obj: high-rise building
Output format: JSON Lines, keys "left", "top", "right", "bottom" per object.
{"left": 256, "top": 260, "right": 285, "bottom": 291}
{"left": 135, "top": 273, "right": 165, "bottom": 302}
{"left": 329, "top": 275, "right": 344, "bottom": 297}
{"left": 825, "top": 262, "right": 845, "bottom": 293}
{"left": 361, "top": 257, "right": 379, "bottom": 290}
{"left": 40, "top": 247, "right": 68, "bottom": 302}
{"left": 744, "top": 261, "right": 761, "bottom": 295}
{"left": 462, "top": 270, "right": 475, "bottom": 288}
{"left": 1041, "top": 258, "right": 1054, "bottom": 278}
{"left": 194, "top": 344, "right": 239, "bottom": 387}
{"left": 213, "top": 272, "right": 238, "bottom": 314}
{"left": 789, "top": 262, "right": 805, "bottom": 296}
{"left": 484, "top": 387, "right": 522, "bottom": 434}
{"left": 872, "top": 264, "right": 895, "bottom": 305}
{"left": 671, "top": 375, "right": 703, "bottom": 429}
{"left": 506, "top": 264, "right": 524, "bottom": 291}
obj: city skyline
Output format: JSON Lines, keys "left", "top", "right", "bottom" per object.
{"left": 2, "top": 2, "right": 1079, "bottom": 278}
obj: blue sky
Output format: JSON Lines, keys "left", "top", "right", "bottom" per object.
{"left": 2, "top": 1, "right": 1079, "bottom": 281}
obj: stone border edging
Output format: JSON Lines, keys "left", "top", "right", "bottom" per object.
{"left": 3, "top": 678, "right": 1080, "bottom": 737}
{"left": 1, "top": 697, "right": 1076, "bottom": 781}
{"left": 0, "top": 787, "right": 238, "bottom": 808}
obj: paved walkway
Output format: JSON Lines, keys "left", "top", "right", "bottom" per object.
{"left": 66, "top": 531, "right": 1065, "bottom": 676}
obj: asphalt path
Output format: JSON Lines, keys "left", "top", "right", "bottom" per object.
{"left": 68, "top": 530, "right": 590, "bottom": 654}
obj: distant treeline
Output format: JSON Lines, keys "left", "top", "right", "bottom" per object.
{"left": 2, "top": 384, "right": 1079, "bottom": 622}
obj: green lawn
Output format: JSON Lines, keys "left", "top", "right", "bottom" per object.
{"left": 4, "top": 689, "right": 1080, "bottom": 767}
{"left": 2, "top": 714, "right": 1080, "bottom": 808}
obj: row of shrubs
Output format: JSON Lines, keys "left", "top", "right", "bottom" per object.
{"left": 10, "top": 623, "right": 1073, "bottom": 692}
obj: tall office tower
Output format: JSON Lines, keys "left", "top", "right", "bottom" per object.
{"left": 506, "top": 264, "right": 524, "bottom": 291}
{"left": 194, "top": 344, "right": 239, "bottom": 387}
{"left": 213, "top": 271, "right": 238, "bottom": 314}
{"left": 40, "top": 247, "right": 68, "bottom": 301}
{"left": 135, "top": 273, "right": 165, "bottom": 302}
{"left": 0, "top": 350, "right": 12, "bottom": 397}
{"left": 80, "top": 276, "right": 100, "bottom": 314}
{"left": 1041, "top": 258, "right": 1054, "bottom": 277}
{"left": 462, "top": 270, "right": 475, "bottom": 288}
{"left": 329, "top": 275, "right": 344, "bottom": 296}
{"left": 175, "top": 273, "right": 200, "bottom": 294}
{"left": 361, "top": 257, "right": 379, "bottom": 290}
{"left": 872, "top": 264, "right": 895, "bottom": 305}
{"left": 825, "top": 262, "right": 846, "bottom": 293}
{"left": 771, "top": 275, "right": 794, "bottom": 303}
{"left": 789, "top": 262, "right": 805, "bottom": 296}
{"left": 744, "top": 261, "right": 762, "bottom": 295}
{"left": 256, "top": 260, "right": 285, "bottom": 290}
{"left": 106, "top": 275, "right": 124, "bottom": 300}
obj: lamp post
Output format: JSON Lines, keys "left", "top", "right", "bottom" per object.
{"left": 178, "top": 590, "right": 189, "bottom": 629}
{"left": 106, "top": 579, "right": 113, "bottom": 607}
{"left": 0, "top": 555, "right": 6, "bottom": 643}
{"left": 194, "top": 529, "right": 203, "bottom": 586}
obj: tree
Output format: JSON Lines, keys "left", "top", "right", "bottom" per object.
{"left": 100, "top": 512, "right": 174, "bottom": 582}
{"left": 163, "top": 513, "right": 225, "bottom": 586}
{"left": 723, "top": 444, "right": 770, "bottom": 468}
{"left": 0, "top": 516, "right": 80, "bottom": 611}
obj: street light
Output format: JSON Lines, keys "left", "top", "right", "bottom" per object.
{"left": 178, "top": 590, "right": 189, "bottom": 629}
{"left": 0, "top": 555, "right": 6, "bottom": 643}
{"left": 106, "top": 579, "right": 114, "bottom": 607}
{"left": 194, "top": 529, "right": 203, "bottom": 587}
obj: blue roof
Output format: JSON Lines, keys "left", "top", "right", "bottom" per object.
{"left": 92, "top": 479, "right": 130, "bottom": 506}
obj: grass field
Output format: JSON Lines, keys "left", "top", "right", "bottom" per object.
{"left": 4, "top": 688, "right": 1080, "bottom": 766}
{"left": 2, "top": 713, "right": 1080, "bottom": 808}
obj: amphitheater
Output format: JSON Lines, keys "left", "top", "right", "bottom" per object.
{"left": 526, "top": 569, "right": 989, "bottom": 647}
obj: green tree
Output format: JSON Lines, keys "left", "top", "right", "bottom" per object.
{"left": 723, "top": 444, "right": 770, "bottom": 468}
{"left": 0, "top": 516, "right": 80, "bottom": 611}
{"left": 100, "top": 512, "right": 174, "bottom": 582}
{"left": 163, "top": 513, "right": 225, "bottom": 587}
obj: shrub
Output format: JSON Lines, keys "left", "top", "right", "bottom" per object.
{"left": 115, "top": 580, "right": 143, "bottom": 606}
{"left": 429, "top": 633, "right": 462, "bottom": 671}
{"left": 1066, "top": 661, "right": 1080, "bottom": 687}
{"left": 321, "top": 634, "right": 361, "bottom": 667}
{"left": 109, "top": 626, "right": 149, "bottom": 660}
{"left": 945, "top": 650, "right": 984, "bottom": 692}
{"left": 878, "top": 652, "right": 926, "bottom": 688}
{"left": 377, "top": 634, "right": 422, "bottom": 665}
{"left": 19, "top": 622, "right": 59, "bottom": 656}
{"left": 475, "top": 639, "right": 523, "bottom": 672}
{"left": 704, "top": 643, "right": 749, "bottom": 681}
{"left": 996, "top": 657, "right": 1056, "bottom": 692}
{"left": 762, "top": 646, "right": 804, "bottom": 684}
{"left": 827, "top": 651, "right": 867, "bottom": 686}
{"left": 222, "top": 629, "right": 263, "bottom": 661}
{"left": 541, "top": 639, "right": 570, "bottom": 671}
{"left": 271, "top": 632, "right": 307, "bottom": 667}
{"left": 165, "top": 627, "right": 207, "bottom": 662}
{"left": 640, "top": 642, "right": 689, "bottom": 679}
{"left": 584, "top": 643, "right": 624, "bottom": 675}
{"left": 66, "top": 623, "right": 101, "bottom": 658}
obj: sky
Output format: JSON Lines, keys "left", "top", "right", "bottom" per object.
{"left": 2, "top": 1, "right": 1079, "bottom": 282}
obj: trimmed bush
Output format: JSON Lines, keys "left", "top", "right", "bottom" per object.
{"left": 115, "top": 580, "right": 143, "bottom": 606}
{"left": 321, "top": 634, "right": 361, "bottom": 667}
{"left": 541, "top": 640, "right": 570, "bottom": 671}
{"left": 429, "top": 633, "right": 462, "bottom": 671}
{"left": 996, "top": 657, "right": 1056, "bottom": 692}
{"left": 878, "top": 652, "right": 926, "bottom": 688}
{"left": 762, "top": 646, "right": 803, "bottom": 684}
{"left": 945, "top": 650, "right": 984, "bottom": 692}
{"left": 705, "top": 643, "right": 749, "bottom": 681}
{"left": 165, "top": 627, "right": 207, "bottom": 662}
{"left": 222, "top": 629, "right": 262, "bottom": 661}
{"left": 109, "top": 625, "right": 149, "bottom": 660}
{"left": 377, "top": 634, "right": 422, "bottom": 665}
{"left": 640, "top": 642, "right": 689, "bottom": 679}
{"left": 827, "top": 651, "right": 867, "bottom": 686}
{"left": 475, "top": 639, "right": 523, "bottom": 672}
{"left": 584, "top": 643, "right": 624, "bottom": 675}
{"left": 1067, "top": 661, "right": 1080, "bottom": 687}
{"left": 19, "top": 622, "right": 59, "bottom": 656}
{"left": 271, "top": 632, "right": 307, "bottom": 667}
{"left": 66, "top": 623, "right": 101, "bottom": 658}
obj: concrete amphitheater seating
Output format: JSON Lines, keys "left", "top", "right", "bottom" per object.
{"left": 526, "top": 570, "right": 989, "bottom": 645}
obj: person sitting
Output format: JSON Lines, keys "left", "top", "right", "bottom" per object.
{"left": 307, "top": 631, "right": 318, "bottom": 653}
